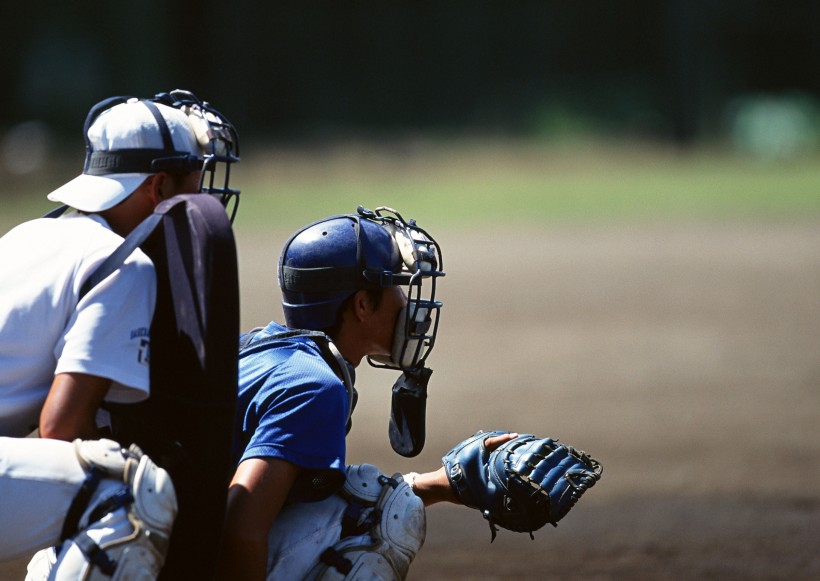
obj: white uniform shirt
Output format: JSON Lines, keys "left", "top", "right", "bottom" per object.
{"left": 0, "top": 212, "right": 156, "bottom": 436}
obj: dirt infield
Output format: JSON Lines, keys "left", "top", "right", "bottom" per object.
{"left": 236, "top": 219, "right": 820, "bottom": 580}
{"left": 2, "top": 219, "right": 818, "bottom": 579}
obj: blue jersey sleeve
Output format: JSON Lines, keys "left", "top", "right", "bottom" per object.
{"left": 235, "top": 333, "right": 349, "bottom": 499}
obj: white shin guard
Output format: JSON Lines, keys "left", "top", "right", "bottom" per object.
{"left": 26, "top": 439, "right": 178, "bottom": 581}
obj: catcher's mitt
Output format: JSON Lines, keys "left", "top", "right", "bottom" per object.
{"left": 442, "top": 430, "right": 602, "bottom": 540}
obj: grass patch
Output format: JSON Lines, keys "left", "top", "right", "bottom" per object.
{"left": 233, "top": 139, "right": 820, "bottom": 233}
{"left": 4, "top": 138, "right": 820, "bottom": 236}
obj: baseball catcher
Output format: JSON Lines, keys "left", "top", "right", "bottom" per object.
{"left": 221, "top": 207, "right": 603, "bottom": 580}
{"left": 442, "top": 430, "right": 603, "bottom": 541}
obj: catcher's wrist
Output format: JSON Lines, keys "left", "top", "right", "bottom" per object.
{"left": 407, "top": 468, "right": 458, "bottom": 507}
{"left": 403, "top": 472, "right": 419, "bottom": 492}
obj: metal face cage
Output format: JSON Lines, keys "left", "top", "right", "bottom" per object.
{"left": 364, "top": 206, "right": 445, "bottom": 373}
{"left": 153, "top": 90, "right": 241, "bottom": 222}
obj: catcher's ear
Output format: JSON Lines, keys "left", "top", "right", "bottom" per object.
{"left": 351, "top": 290, "right": 372, "bottom": 321}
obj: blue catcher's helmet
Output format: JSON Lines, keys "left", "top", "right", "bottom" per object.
{"left": 279, "top": 206, "right": 444, "bottom": 372}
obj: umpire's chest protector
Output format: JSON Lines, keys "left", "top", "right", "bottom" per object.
{"left": 102, "top": 194, "right": 239, "bottom": 581}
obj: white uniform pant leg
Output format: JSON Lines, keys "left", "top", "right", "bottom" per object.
{"left": 0, "top": 437, "right": 121, "bottom": 561}
{"left": 266, "top": 495, "right": 348, "bottom": 581}
{"left": 0, "top": 437, "right": 84, "bottom": 560}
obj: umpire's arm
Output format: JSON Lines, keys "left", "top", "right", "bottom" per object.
{"left": 39, "top": 372, "right": 111, "bottom": 440}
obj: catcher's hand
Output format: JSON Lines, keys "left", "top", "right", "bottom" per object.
{"left": 442, "top": 430, "right": 602, "bottom": 540}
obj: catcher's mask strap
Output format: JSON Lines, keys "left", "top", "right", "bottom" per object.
{"left": 82, "top": 98, "right": 203, "bottom": 176}
{"left": 281, "top": 265, "right": 409, "bottom": 293}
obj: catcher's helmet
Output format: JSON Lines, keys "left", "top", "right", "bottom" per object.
{"left": 279, "top": 206, "right": 444, "bottom": 372}
{"left": 58, "top": 89, "right": 240, "bottom": 221}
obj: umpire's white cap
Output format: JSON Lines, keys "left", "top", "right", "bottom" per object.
{"left": 47, "top": 99, "right": 200, "bottom": 213}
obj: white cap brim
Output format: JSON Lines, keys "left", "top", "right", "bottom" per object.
{"left": 47, "top": 173, "right": 151, "bottom": 213}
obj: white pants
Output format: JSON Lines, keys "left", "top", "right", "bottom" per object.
{"left": 0, "top": 437, "right": 122, "bottom": 561}
{"left": 266, "top": 494, "right": 348, "bottom": 580}
{"left": 265, "top": 468, "right": 425, "bottom": 581}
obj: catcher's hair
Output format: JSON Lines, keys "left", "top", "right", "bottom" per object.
{"left": 166, "top": 169, "right": 194, "bottom": 188}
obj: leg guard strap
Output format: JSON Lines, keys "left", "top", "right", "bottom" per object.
{"left": 60, "top": 467, "right": 104, "bottom": 542}
{"left": 73, "top": 532, "right": 117, "bottom": 577}
{"left": 86, "top": 488, "right": 134, "bottom": 526}
{"left": 319, "top": 547, "right": 353, "bottom": 575}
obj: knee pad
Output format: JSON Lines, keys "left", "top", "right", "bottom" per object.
{"left": 25, "top": 547, "right": 57, "bottom": 581}
{"left": 74, "top": 439, "right": 177, "bottom": 543}
{"left": 47, "top": 507, "right": 164, "bottom": 581}
{"left": 73, "top": 439, "right": 135, "bottom": 477}
{"left": 304, "top": 464, "right": 426, "bottom": 581}
{"left": 309, "top": 541, "right": 403, "bottom": 581}
{"left": 27, "top": 440, "right": 178, "bottom": 581}
{"left": 372, "top": 472, "right": 426, "bottom": 575}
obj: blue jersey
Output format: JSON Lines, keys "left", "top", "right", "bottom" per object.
{"left": 234, "top": 322, "right": 349, "bottom": 500}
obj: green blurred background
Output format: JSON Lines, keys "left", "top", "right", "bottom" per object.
{"left": 1, "top": 1, "right": 819, "bottom": 232}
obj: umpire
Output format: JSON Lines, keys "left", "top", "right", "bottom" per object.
{"left": 0, "top": 92, "right": 225, "bottom": 440}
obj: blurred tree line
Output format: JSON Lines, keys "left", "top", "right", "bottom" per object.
{"left": 1, "top": 0, "right": 818, "bottom": 147}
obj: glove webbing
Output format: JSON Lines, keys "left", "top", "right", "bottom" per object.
{"left": 506, "top": 440, "right": 600, "bottom": 526}
{"left": 496, "top": 439, "right": 590, "bottom": 539}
